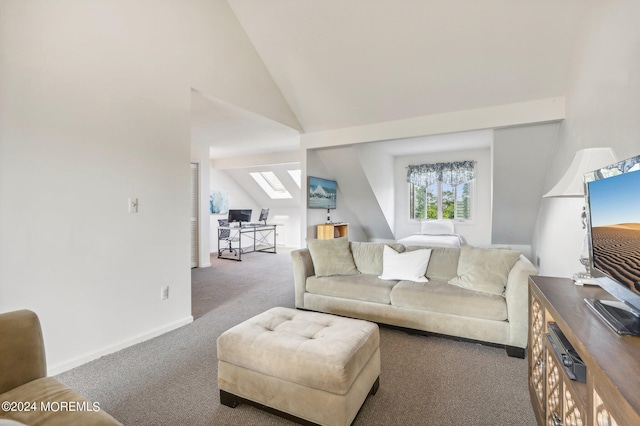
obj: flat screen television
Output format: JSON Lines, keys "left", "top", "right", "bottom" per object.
{"left": 308, "top": 176, "right": 337, "bottom": 210}
{"left": 228, "top": 209, "right": 252, "bottom": 224}
{"left": 584, "top": 154, "right": 640, "bottom": 335}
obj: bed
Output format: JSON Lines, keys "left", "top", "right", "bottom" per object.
{"left": 396, "top": 220, "right": 464, "bottom": 248}
{"left": 396, "top": 233, "right": 464, "bottom": 248}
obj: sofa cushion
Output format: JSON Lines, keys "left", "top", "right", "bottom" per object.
{"left": 350, "top": 242, "right": 405, "bottom": 275}
{"left": 306, "top": 274, "right": 398, "bottom": 304}
{"left": 390, "top": 279, "right": 508, "bottom": 321}
{"left": 378, "top": 246, "right": 431, "bottom": 282}
{"left": 407, "top": 246, "right": 460, "bottom": 281}
{"left": 306, "top": 237, "right": 359, "bottom": 277}
{"left": 448, "top": 245, "right": 521, "bottom": 295}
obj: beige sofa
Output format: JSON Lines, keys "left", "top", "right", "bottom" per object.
{"left": 291, "top": 239, "right": 538, "bottom": 357}
{"left": 0, "top": 310, "right": 122, "bottom": 425}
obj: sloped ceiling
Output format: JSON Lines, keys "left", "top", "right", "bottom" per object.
{"left": 223, "top": 163, "right": 302, "bottom": 209}
{"left": 227, "top": 0, "right": 589, "bottom": 133}
{"left": 191, "top": 91, "right": 300, "bottom": 159}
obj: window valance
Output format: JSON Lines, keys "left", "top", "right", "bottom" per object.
{"left": 407, "top": 161, "right": 476, "bottom": 187}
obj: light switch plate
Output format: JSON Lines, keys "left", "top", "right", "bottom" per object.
{"left": 128, "top": 198, "right": 138, "bottom": 213}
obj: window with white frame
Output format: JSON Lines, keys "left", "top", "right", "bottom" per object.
{"left": 407, "top": 161, "right": 475, "bottom": 221}
{"left": 250, "top": 171, "right": 292, "bottom": 199}
{"left": 287, "top": 169, "right": 301, "bottom": 188}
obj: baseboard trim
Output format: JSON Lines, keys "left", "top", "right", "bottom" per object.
{"left": 48, "top": 315, "right": 194, "bottom": 376}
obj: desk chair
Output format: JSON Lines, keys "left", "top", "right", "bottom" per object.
{"left": 218, "top": 219, "right": 238, "bottom": 257}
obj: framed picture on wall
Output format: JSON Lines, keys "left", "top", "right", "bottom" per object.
{"left": 308, "top": 176, "right": 337, "bottom": 209}
{"left": 210, "top": 190, "right": 229, "bottom": 214}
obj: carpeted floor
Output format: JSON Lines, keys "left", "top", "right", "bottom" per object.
{"left": 56, "top": 248, "right": 536, "bottom": 425}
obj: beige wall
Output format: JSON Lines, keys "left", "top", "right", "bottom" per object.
{"left": 0, "top": 0, "right": 298, "bottom": 373}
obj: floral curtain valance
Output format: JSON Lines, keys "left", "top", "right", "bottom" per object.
{"left": 407, "top": 161, "right": 476, "bottom": 187}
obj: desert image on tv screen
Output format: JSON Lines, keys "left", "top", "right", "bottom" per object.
{"left": 589, "top": 169, "right": 640, "bottom": 295}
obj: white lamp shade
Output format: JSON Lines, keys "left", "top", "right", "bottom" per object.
{"left": 544, "top": 148, "right": 618, "bottom": 198}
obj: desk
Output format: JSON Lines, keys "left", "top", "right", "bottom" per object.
{"left": 218, "top": 224, "right": 277, "bottom": 261}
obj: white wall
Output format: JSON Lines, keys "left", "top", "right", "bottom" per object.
{"left": 315, "top": 147, "right": 395, "bottom": 241}
{"left": 532, "top": 0, "right": 640, "bottom": 277}
{"left": 356, "top": 145, "right": 396, "bottom": 233}
{"left": 300, "top": 97, "right": 565, "bottom": 247}
{"left": 394, "top": 148, "right": 492, "bottom": 246}
{"left": 209, "top": 168, "right": 261, "bottom": 252}
{"left": 305, "top": 152, "right": 343, "bottom": 239}
{"left": 209, "top": 167, "right": 303, "bottom": 250}
{"left": 492, "top": 123, "right": 560, "bottom": 245}
{"left": 211, "top": 150, "right": 303, "bottom": 248}
{"left": 301, "top": 98, "right": 565, "bottom": 150}
{"left": 0, "top": 0, "right": 298, "bottom": 373}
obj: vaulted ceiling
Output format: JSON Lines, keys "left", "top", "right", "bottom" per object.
{"left": 195, "top": 1, "right": 592, "bottom": 159}
{"left": 227, "top": 0, "right": 590, "bottom": 133}
{"left": 191, "top": 91, "right": 300, "bottom": 158}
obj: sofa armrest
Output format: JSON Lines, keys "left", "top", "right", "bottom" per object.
{"left": 0, "top": 310, "right": 47, "bottom": 394}
{"left": 504, "top": 256, "right": 538, "bottom": 349}
{"left": 291, "top": 248, "right": 315, "bottom": 308}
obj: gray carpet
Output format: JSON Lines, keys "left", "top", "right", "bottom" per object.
{"left": 56, "top": 248, "right": 536, "bottom": 425}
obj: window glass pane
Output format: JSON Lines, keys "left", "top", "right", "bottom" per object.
{"left": 426, "top": 183, "right": 438, "bottom": 219}
{"left": 411, "top": 184, "right": 426, "bottom": 219}
{"left": 260, "top": 171, "right": 286, "bottom": 192}
{"left": 442, "top": 183, "right": 455, "bottom": 219}
{"left": 455, "top": 182, "right": 471, "bottom": 219}
{"left": 410, "top": 180, "right": 472, "bottom": 221}
{"left": 250, "top": 172, "right": 292, "bottom": 199}
{"left": 287, "top": 169, "right": 301, "bottom": 188}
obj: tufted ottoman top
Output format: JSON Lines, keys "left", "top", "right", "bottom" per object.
{"left": 217, "top": 307, "right": 379, "bottom": 395}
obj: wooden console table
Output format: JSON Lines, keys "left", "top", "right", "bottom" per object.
{"left": 317, "top": 223, "right": 348, "bottom": 240}
{"left": 528, "top": 276, "right": 640, "bottom": 426}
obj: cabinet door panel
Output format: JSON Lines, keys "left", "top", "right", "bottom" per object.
{"left": 530, "top": 296, "right": 546, "bottom": 413}
{"left": 546, "top": 350, "right": 562, "bottom": 426}
{"left": 563, "top": 382, "right": 586, "bottom": 426}
{"left": 593, "top": 389, "right": 619, "bottom": 426}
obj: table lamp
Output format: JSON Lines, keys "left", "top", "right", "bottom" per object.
{"left": 543, "top": 147, "right": 618, "bottom": 282}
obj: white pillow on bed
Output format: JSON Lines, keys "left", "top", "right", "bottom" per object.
{"left": 378, "top": 245, "right": 432, "bottom": 282}
{"left": 420, "top": 219, "right": 455, "bottom": 235}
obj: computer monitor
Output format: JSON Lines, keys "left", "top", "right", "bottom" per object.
{"left": 228, "top": 209, "right": 252, "bottom": 224}
{"left": 259, "top": 208, "right": 269, "bottom": 224}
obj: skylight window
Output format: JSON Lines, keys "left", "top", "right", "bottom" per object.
{"left": 287, "top": 169, "right": 301, "bottom": 188}
{"left": 250, "top": 172, "right": 292, "bottom": 199}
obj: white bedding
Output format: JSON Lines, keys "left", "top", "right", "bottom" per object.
{"left": 396, "top": 234, "right": 464, "bottom": 248}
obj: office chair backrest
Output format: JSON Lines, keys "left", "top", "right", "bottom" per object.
{"left": 218, "top": 219, "right": 230, "bottom": 239}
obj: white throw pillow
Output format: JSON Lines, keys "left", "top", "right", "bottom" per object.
{"left": 420, "top": 219, "right": 455, "bottom": 235}
{"left": 378, "top": 245, "right": 432, "bottom": 282}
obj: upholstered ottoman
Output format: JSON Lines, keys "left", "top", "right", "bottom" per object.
{"left": 217, "top": 307, "right": 380, "bottom": 426}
